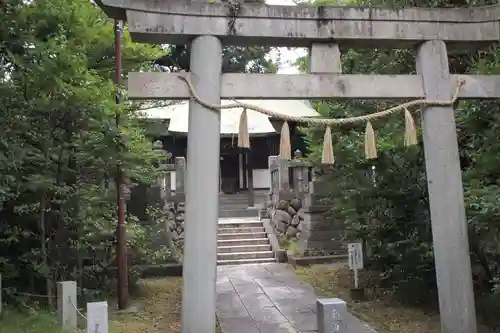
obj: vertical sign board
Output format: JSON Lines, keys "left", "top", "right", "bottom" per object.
{"left": 348, "top": 242, "right": 363, "bottom": 270}
{"left": 348, "top": 242, "right": 363, "bottom": 289}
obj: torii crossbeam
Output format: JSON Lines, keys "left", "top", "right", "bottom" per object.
{"left": 96, "top": 1, "right": 500, "bottom": 333}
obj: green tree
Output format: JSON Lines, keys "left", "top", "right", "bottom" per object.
{"left": 0, "top": 0, "right": 168, "bottom": 303}
{"left": 300, "top": 0, "right": 500, "bottom": 319}
{"left": 155, "top": 44, "right": 277, "bottom": 73}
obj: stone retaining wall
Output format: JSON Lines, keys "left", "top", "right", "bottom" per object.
{"left": 266, "top": 177, "right": 346, "bottom": 256}
{"left": 166, "top": 201, "right": 185, "bottom": 246}
{"left": 267, "top": 198, "right": 305, "bottom": 240}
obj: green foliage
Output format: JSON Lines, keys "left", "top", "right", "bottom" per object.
{"left": 0, "top": 0, "right": 171, "bottom": 302}
{"left": 0, "top": 308, "right": 72, "bottom": 333}
{"left": 300, "top": 0, "right": 500, "bottom": 318}
{"left": 156, "top": 44, "right": 278, "bottom": 73}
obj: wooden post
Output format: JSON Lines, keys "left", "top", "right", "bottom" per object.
{"left": 57, "top": 281, "right": 77, "bottom": 330}
{"left": 241, "top": 150, "right": 247, "bottom": 190}
{"left": 87, "top": 301, "right": 108, "bottom": 333}
{"left": 175, "top": 156, "right": 186, "bottom": 194}
{"left": 417, "top": 40, "right": 477, "bottom": 333}
{"left": 246, "top": 150, "right": 254, "bottom": 207}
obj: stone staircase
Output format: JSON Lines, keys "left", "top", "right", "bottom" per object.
{"left": 217, "top": 218, "right": 275, "bottom": 265}
{"left": 219, "top": 192, "right": 259, "bottom": 218}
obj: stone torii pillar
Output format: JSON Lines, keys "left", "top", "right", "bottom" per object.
{"left": 180, "top": 35, "right": 222, "bottom": 333}
{"left": 417, "top": 40, "right": 476, "bottom": 333}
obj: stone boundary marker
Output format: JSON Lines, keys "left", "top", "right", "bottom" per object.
{"left": 317, "top": 298, "right": 348, "bottom": 333}
{"left": 0, "top": 275, "right": 109, "bottom": 332}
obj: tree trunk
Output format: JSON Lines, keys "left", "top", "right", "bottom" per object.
{"left": 39, "top": 192, "right": 54, "bottom": 308}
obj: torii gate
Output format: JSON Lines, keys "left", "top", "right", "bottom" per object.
{"left": 97, "top": 1, "right": 500, "bottom": 332}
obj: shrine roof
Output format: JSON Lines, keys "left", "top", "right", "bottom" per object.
{"left": 136, "top": 99, "right": 319, "bottom": 135}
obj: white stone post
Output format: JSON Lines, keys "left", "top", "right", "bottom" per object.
{"left": 417, "top": 40, "right": 477, "bottom": 333}
{"left": 316, "top": 298, "right": 347, "bottom": 333}
{"left": 57, "top": 281, "right": 77, "bottom": 330}
{"left": 180, "top": 35, "right": 222, "bottom": 333}
{"left": 87, "top": 301, "right": 108, "bottom": 333}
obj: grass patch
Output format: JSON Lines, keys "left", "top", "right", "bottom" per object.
{"left": 1, "top": 278, "right": 222, "bottom": 333}
{"left": 109, "top": 277, "right": 183, "bottom": 332}
{"left": 109, "top": 277, "right": 222, "bottom": 333}
{"left": 278, "top": 235, "right": 298, "bottom": 254}
{"left": 294, "top": 264, "right": 497, "bottom": 333}
{"left": 0, "top": 308, "right": 71, "bottom": 333}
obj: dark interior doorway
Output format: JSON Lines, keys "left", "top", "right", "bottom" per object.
{"left": 220, "top": 149, "right": 240, "bottom": 194}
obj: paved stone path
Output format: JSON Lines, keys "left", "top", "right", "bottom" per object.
{"left": 216, "top": 263, "right": 376, "bottom": 333}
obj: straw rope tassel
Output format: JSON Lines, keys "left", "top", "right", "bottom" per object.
{"left": 404, "top": 108, "right": 418, "bottom": 147}
{"left": 364, "top": 121, "right": 377, "bottom": 159}
{"left": 279, "top": 121, "right": 291, "bottom": 160}
{"left": 237, "top": 108, "right": 250, "bottom": 148}
{"left": 321, "top": 126, "right": 334, "bottom": 164}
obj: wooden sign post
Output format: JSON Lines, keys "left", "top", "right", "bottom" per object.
{"left": 348, "top": 242, "right": 364, "bottom": 300}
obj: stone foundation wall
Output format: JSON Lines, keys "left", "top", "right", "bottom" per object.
{"left": 166, "top": 201, "right": 185, "bottom": 246}
{"left": 266, "top": 179, "right": 346, "bottom": 256}
{"left": 267, "top": 198, "right": 305, "bottom": 239}
{"left": 295, "top": 202, "right": 346, "bottom": 256}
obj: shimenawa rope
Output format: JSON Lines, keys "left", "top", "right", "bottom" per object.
{"left": 177, "top": 74, "right": 465, "bottom": 163}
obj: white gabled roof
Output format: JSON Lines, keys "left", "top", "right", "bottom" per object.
{"left": 136, "top": 99, "right": 320, "bottom": 135}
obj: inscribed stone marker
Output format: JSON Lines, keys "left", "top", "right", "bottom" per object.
{"left": 316, "top": 298, "right": 347, "bottom": 333}
{"left": 87, "top": 301, "right": 108, "bottom": 333}
{"left": 57, "top": 281, "right": 77, "bottom": 330}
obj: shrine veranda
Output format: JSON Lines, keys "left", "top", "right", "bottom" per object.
{"left": 97, "top": 1, "right": 500, "bottom": 333}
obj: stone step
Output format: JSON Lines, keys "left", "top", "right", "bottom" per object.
{"left": 218, "top": 221, "right": 262, "bottom": 229}
{"left": 219, "top": 209, "right": 259, "bottom": 218}
{"left": 219, "top": 193, "right": 250, "bottom": 197}
{"left": 218, "top": 232, "right": 267, "bottom": 240}
{"left": 217, "top": 258, "right": 276, "bottom": 266}
{"left": 219, "top": 202, "right": 251, "bottom": 207}
{"left": 217, "top": 251, "right": 274, "bottom": 261}
{"left": 220, "top": 196, "right": 250, "bottom": 199}
{"left": 217, "top": 238, "right": 269, "bottom": 246}
{"left": 218, "top": 226, "right": 265, "bottom": 234}
{"left": 219, "top": 200, "right": 248, "bottom": 208}
{"left": 217, "top": 244, "right": 271, "bottom": 253}
{"left": 218, "top": 217, "right": 261, "bottom": 222}
{"left": 219, "top": 198, "right": 250, "bottom": 203}
{"left": 219, "top": 197, "right": 249, "bottom": 201}
{"left": 219, "top": 205, "right": 250, "bottom": 210}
